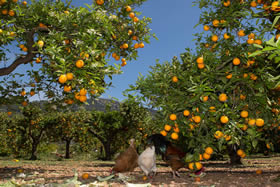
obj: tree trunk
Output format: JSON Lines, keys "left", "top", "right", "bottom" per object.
{"left": 103, "top": 142, "right": 112, "bottom": 160}
{"left": 30, "top": 140, "right": 38, "bottom": 160}
{"left": 65, "top": 139, "right": 71, "bottom": 159}
{"left": 227, "top": 144, "right": 242, "bottom": 165}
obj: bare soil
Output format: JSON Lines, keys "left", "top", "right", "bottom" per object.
{"left": 1, "top": 156, "right": 280, "bottom": 186}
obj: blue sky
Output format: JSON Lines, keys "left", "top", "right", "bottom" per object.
{"left": 100, "top": 0, "right": 202, "bottom": 101}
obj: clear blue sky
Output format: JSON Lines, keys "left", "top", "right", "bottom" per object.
{"left": 100, "top": 0, "right": 202, "bottom": 101}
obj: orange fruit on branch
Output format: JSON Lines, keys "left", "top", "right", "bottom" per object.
{"left": 58, "top": 74, "right": 67, "bottom": 84}
{"left": 219, "top": 93, "right": 227, "bottom": 102}
{"left": 169, "top": 114, "right": 177, "bottom": 121}
{"left": 171, "top": 132, "right": 178, "bottom": 140}
{"left": 240, "top": 110, "right": 249, "bottom": 118}
{"left": 205, "top": 147, "right": 213, "bottom": 155}
{"left": 220, "top": 116, "right": 229, "bottom": 124}
{"left": 76, "top": 60, "right": 84, "bottom": 68}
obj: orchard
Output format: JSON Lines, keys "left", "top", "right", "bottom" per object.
{"left": 0, "top": 0, "right": 280, "bottom": 186}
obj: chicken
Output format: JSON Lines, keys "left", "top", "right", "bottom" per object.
{"left": 137, "top": 144, "right": 157, "bottom": 177}
{"left": 112, "top": 138, "right": 139, "bottom": 173}
{"left": 147, "top": 134, "right": 186, "bottom": 178}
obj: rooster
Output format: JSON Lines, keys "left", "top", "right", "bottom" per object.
{"left": 137, "top": 144, "right": 157, "bottom": 178}
{"left": 112, "top": 138, "right": 139, "bottom": 173}
{"left": 147, "top": 134, "right": 186, "bottom": 178}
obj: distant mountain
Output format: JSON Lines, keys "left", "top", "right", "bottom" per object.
{"left": 0, "top": 98, "right": 157, "bottom": 114}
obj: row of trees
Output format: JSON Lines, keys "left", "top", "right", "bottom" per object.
{"left": 127, "top": 0, "right": 280, "bottom": 165}
{"left": 0, "top": 99, "right": 156, "bottom": 160}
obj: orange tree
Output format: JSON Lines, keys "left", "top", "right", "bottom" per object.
{"left": 128, "top": 0, "right": 280, "bottom": 166}
{"left": 87, "top": 99, "right": 153, "bottom": 160}
{"left": 47, "top": 109, "right": 92, "bottom": 159}
{"left": 4, "top": 105, "right": 58, "bottom": 160}
{"left": 0, "top": 0, "right": 153, "bottom": 106}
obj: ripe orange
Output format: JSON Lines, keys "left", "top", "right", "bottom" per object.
{"left": 256, "top": 118, "right": 264, "bottom": 127}
{"left": 129, "top": 12, "right": 135, "bottom": 18}
{"left": 59, "top": 74, "right": 67, "bottom": 84}
{"left": 76, "top": 60, "right": 84, "bottom": 68}
{"left": 22, "top": 47, "right": 28, "bottom": 52}
{"left": 121, "top": 61, "right": 127, "bottom": 67}
{"left": 203, "top": 25, "right": 210, "bottom": 31}
{"left": 133, "top": 17, "right": 139, "bottom": 22}
{"left": 209, "top": 106, "right": 216, "bottom": 112}
{"left": 193, "top": 116, "right": 201, "bottom": 123}
{"left": 171, "top": 132, "right": 178, "bottom": 140}
{"left": 22, "top": 1, "right": 27, "bottom": 5}
{"left": 224, "top": 134, "right": 231, "bottom": 141}
{"left": 20, "top": 90, "right": 26, "bottom": 96}
{"left": 172, "top": 76, "right": 178, "bottom": 83}
{"left": 237, "top": 30, "right": 245, "bottom": 37}
{"left": 169, "top": 114, "right": 177, "bottom": 121}
{"left": 254, "top": 39, "right": 262, "bottom": 45}
{"left": 66, "top": 73, "right": 74, "bottom": 80}
{"left": 220, "top": 116, "right": 229, "bottom": 124}
{"left": 219, "top": 93, "right": 227, "bottom": 102}
{"left": 226, "top": 73, "right": 232, "bottom": 79}
{"left": 195, "top": 177, "right": 201, "bottom": 182}
{"left": 173, "top": 126, "right": 180, "bottom": 133}
{"left": 211, "top": 35, "right": 218, "bottom": 42}
{"left": 79, "top": 95, "right": 87, "bottom": 102}
{"left": 96, "top": 0, "right": 104, "bottom": 5}
{"left": 247, "top": 39, "right": 254, "bottom": 44}
{"left": 203, "top": 153, "right": 211, "bottom": 160}
{"left": 183, "top": 110, "right": 190, "bottom": 116}
{"left": 2, "top": 9, "right": 8, "bottom": 15}
{"left": 79, "top": 88, "right": 87, "bottom": 96}
{"left": 203, "top": 96, "right": 208, "bottom": 102}
{"left": 195, "top": 162, "right": 203, "bottom": 170}
{"left": 250, "top": 1, "right": 257, "bottom": 7}
{"left": 256, "top": 169, "right": 262, "bottom": 174}
{"left": 271, "top": 1, "right": 280, "bottom": 11}
{"left": 8, "top": 10, "right": 15, "bottom": 16}
{"left": 233, "top": 57, "right": 241, "bottom": 65}
{"left": 196, "top": 57, "right": 204, "bottom": 64}
{"left": 164, "top": 124, "right": 172, "bottom": 131}
{"left": 240, "top": 110, "right": 249, "bottom": 118}
{"left": 82, "top": 173, "right": 89, "bottom": 179}
{"left": 64, "top": 85, "right": 72, "bottom": 92}
{"left": 139, "top": 42, "right": 145, "bottom": 48}
{"left": 223, "top": 33, "right": 230, "bottom": 39}
{"left": 214, "top": 130, "right": 223, "bottom": 139}
{"left": 223, "top": 0, "right": 230, "bottom": 7}
{"left": 205, "top": 147, "right": 213, "bottom": 155}
{"left": 212, "top": 19, "right": 220, "bottom": 27}
{"left": 37, "top": 40, "right": 44, "bottom": 48}
{"left": 237, "top": 149, "right": 244, "bottom": 156}
{"left": 197, "top": 63, "right": 205, "bottom": 69}
{"left": 248, "top": 33, "right": 255, "bottom": 39}
{"left": 30, "top": 91, "right": 35, "bottom": 96}
{"left": 134, "top": 43, "right": 139, "bottom": 49}
{"left": 188, "top": 162, "right": 194, "bottom": 170}
{"left": 36, "top": 57, "right": 41, "bottom": 63}
{"left": 132, "top": 35, "right": 138, "bottom": 40}
{"left": 160, "top": 130, "right": 167, "bottom": 136}
{"left": 7, "top": 111, "right": 12, "bottom": 116}
{"left": 122, "top": 43, "right": 129, "bottom": 49}
{"left": 126, "top": 5, "right": 132, "bottom": 12}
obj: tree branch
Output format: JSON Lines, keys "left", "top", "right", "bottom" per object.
{"left": 0, "top": 27, "right": 48, "bottom": 76}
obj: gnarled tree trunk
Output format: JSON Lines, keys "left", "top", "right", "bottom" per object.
{"left": 227, "top": 144, "right": 242, "bottom": 165}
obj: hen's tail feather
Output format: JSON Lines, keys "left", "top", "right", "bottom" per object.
{"left": 147, "top": 134, "right": 170, "bottom": 156}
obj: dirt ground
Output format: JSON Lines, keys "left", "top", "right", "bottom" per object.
{"left": 1, "top": 156, "right": 280, "bottom": 186}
